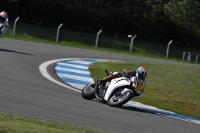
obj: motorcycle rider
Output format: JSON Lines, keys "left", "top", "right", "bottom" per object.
{"left": 0, "top": 11, "right": 9, "bottom": 38}
{"left": 95, "top": 66, "right": 147, "bottom": 99}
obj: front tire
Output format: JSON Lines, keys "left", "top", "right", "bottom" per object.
{"left": 81, "top": 83, "right": 96, "bottom": 100}
{"left": 107, "top": 90, "right": 133, "bottom": 107}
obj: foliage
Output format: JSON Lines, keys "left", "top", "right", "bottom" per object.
{"left": 1, "top": 0, "right": 200, "bottom": 49}
{"left": 165, "top": 0, "right": 200, "bottom": 29}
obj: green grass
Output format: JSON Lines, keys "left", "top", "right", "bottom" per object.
{"left": 1, "top": 30, "right": 200, "bottom": 132}
{"left": 89, "top": 62, "right": 200, "bottom": 119}
{"left": 4, "top": 30, "right": 194, "bottom": 63}
{"left": 0, "top": 112, "right": 106, "bottom": 133}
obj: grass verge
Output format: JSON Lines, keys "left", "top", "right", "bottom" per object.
{"left": 0, "top": 112, "right": 106, "bottom": 133}
{"left": 89, "top": 62, "right": 200, "bottom": 119}
{"left": 4, "top": 30, "right": 195, "bottom": 63}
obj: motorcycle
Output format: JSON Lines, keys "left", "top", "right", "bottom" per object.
{"left": 81, "top": 70, "right": 138, "bottom": 107}
{"left": 0, "top": 23, "right": 3, "bottom": 30}
{"left": 0, "top": 23, "right": 3, "bottom": 28}
{"left": 0, "top": 23, "right": 3, "bottom": 36}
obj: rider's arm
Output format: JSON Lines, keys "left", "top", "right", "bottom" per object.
{"left": 123, "top": 69, "right": 136, "bottom": 77}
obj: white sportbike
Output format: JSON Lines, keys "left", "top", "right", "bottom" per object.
{"left": 81, "top": 70, "right": 138, "bottom": 107}
{"left": 0, "top": 23, "right": 4, "bottom": 37}
{"left": 0, "top": 23, "right": 3, "bottom": 30}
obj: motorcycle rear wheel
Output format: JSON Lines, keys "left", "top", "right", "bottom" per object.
{"left": 107, "top": 90, "right": 133, "bottom": 107}
{"left": 81, "top": 82, "right": 96, "bottom": 100}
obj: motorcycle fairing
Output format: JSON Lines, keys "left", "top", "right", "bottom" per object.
{"left": 0, "top": 23, "right": 3, "bottom": 28}
{"left": 104, "top": 77, "right": 131, "bottom": 101}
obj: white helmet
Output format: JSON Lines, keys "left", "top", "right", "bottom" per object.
{"left": 0, "top": 11, "right": 8, "bottom": 22}
{"left": 136, "top": 66, "right": 147, "bottom": 79}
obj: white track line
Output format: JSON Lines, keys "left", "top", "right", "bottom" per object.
{"left": 39, "top": 58, "right": 200, "bottom": 125}
{"left": 39, "top": 58, "right": 115, "bottom": 93}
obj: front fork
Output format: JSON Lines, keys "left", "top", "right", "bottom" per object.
{"left": 94, "top": 80, "right": 106, "bottom": 100}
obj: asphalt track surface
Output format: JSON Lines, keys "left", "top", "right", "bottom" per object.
{"left": 0, "top": 38, "right": 199, "bottom": 133}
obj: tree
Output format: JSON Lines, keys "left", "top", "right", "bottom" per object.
{"left": 165, "top": 0, "right": 200, "bottom": 30}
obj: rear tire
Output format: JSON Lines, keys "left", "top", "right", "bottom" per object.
{"left": 107, "top": 90, "right": 133, "bottom": 107}
{"left": 81, "top": 83, "right": 96, "bottom": 100}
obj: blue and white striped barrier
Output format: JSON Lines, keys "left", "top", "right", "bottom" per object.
{"left": 40, "top": 58, "right": 200, "bottom": 125}
{"left": 55, "top": 59, "right": 98, "bottom": 89}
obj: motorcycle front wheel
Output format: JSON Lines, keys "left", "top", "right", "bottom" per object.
{"left": 81, "top": 82, "right": 96, "bottom": 100}
{"left": 107, "top": 90, "right": 133, "bottom": 107}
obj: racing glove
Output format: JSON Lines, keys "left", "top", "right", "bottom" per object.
{"left": 136, "top": 90, "right": 143, "bottom": 96}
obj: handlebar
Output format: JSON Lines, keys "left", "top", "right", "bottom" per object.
{"left": 124, "top": 74, "right": 132, "bottom": 80}
{"left": 105, "top": 70, "right": 114, "bottom": 76}
{"left": 105, "top": 70, "right": 109, "bottom": 76}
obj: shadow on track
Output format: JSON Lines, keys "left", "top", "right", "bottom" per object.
{"left": 119, "top": 105, "right": 155, "bottom": 114}
{"left": 91, "top": 99, "right": 156, "bottom": 115}
{"left": 0, "top": 48, "right": 34, "bottom": 56}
